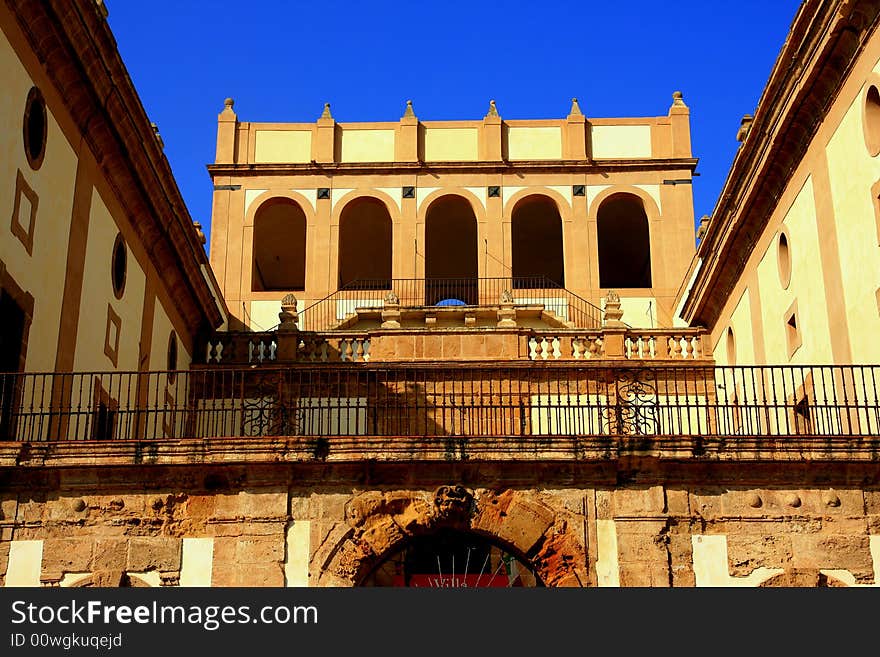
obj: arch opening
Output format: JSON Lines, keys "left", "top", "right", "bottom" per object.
{"left": 252, "top": 198, "right": 307, "bottom": 291}
{"left": 511, "top": 195, "right": 565, "bottom": 287}
{"left": 359, "top": 528, "right": 543, "bottom": 587}
{"left": 597, "top": 193, "right": 652, "bottom": 288}
{"left": 424, "top": 195, "right": 479, "bottom": 305}
{"left": 338, "top": 197, "right": 393, "bottom": 289}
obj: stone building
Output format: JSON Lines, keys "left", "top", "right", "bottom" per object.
{"left": 1, "top": 0, "right": 880, "bottom": 588}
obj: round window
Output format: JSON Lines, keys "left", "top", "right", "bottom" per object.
{"left": 777, "top": 230, "right": 792, "bottom": 289}
{"left": 111, "top": 233, "right": 127, "bottom": 299}
{"left": 23, "top": 86, "right": 47, "bottom": 170}
{"left": 864, "top": 84, "right": 880, "bottom": 156}
{"left": 167, "top": 331, "right": 178, "bottom": 383}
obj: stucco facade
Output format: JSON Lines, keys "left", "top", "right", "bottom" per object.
{"left": 2, "top": 0, "right": 880, "bottom": 589}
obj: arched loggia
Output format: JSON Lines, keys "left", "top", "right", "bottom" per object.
{"left": 597, "top": 193, "right": 652, "bottom": 288}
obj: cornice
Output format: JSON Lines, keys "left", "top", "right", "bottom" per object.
{"left": 5, "top": 0, "right": 226, "bottom": 333}
{"left": 206, "top": 158, "right": 699, "bottom": 178}
{"left": 681, "top": 0, "right": 880, "bottom": 329}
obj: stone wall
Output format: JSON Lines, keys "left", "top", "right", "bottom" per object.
{"left": 1, "top": 462, "right": 879, "bottom": 587}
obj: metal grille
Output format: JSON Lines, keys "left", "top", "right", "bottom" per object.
{"left": 1, "top": 364, "right": 879, "bottom": 441}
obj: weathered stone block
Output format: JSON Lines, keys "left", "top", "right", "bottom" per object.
{"left": 595, "top": 490, "right": 612, "bottom": 520}
{"left": 242, "top": 563, "right": 285, "bottom": 587}
{"left": 127, "top": 537, "right": 181, "bottom": 572}
{"left": 359, "top": 516, "right": 404, "bottom": 557}
{"left": 612, "top": 486, "right": 665, "bottom": 516}
{"left": 17, "top": 499, "right": 45, "bottom": 523}
{"left": 236, "top": 536, "right": 284, "bottom": 564}
{"left": 0, "top": 498, "right": 17, "bottom": 520}
{"left": 42, "top": 538, "right": 93, "bottom": 573}
{"left": 212, "top": 493, "right": 242, "bottom": 519}
{"left": 790, "top": 534, "right": 873, "bottom": 579}
{"left": 240, "top": 490, "right": 287, "bottom": 519}
{"left": 615, "top": 530, "right": 669, "bottom": 564}
{"left": 345, "top": 491, "right": 384, "bottom": 526}
{"left": 495, "top": 497, "right": 554, "bottom": 554}
{"left": 665, "top": 489, "right": 690, "bottom": 516}
{"left": 617, "top": 564, "right": 655, "bottom": 587}
{"left": 185, "top": 494, "right": 216, "bottom": 518}
{"left": 92, "top": 538, "right": 128, "bottom": 571}
{"left": 727, "top": 534, "right": 792, "bottom": 576}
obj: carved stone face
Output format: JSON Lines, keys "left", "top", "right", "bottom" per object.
{"left": 433, "top": 485, "right": 473, "bottom": 520}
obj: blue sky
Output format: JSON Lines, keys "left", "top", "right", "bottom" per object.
{"left": 107, "top": 1, "right": 802, "bottom": 252}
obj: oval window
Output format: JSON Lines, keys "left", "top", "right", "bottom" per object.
{"left": 777, "top": 230, "right": 791, "bottom": 289}
{"left": 111, "top": 233, "right": 127, "bottom": 299}
{"left": 23, "top": 87, "right": 47, "bottom": 170}
{"left": 864, "top": 84, "right": 880, "bottom": 156}
{"left": 167, "top": 331, "right": 178, "bottom": 383}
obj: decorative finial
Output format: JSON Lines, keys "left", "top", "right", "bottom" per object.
{"left": 224, "top": 97, "right": 234, "bottom": 110}
{"left": 696, "top": 215, "right": 710, "bottom": 240}
{"left": 603, "top": 290, "right": 624, "bottom": 327}
{"left": 736, "top": 114, "right": 754, "bottom": 142}
{"left": 569, "top": 97, "right": 583, "bottom": 117}
{"left": 672, "top": 90, "right": 685, "bottom": 106}
{"left": 384, "top": 290, "right": 400, "bottom": 305}
{"left": 485, "top": 99, "right": 499, "bottom": 118}
{"left": 193, "top": 221, "right": 207, "bottom": 245}
{"left": 500, "top": 289, "right": 514, "bottom": 304}
{"left": 278, "top": 294, "right": 299, "bottom": 332}
{"left": 320, "top": 102, "right": 333, "bottom": 120}
{"left": 402, "top": 99, "right": 416, "bottom": 119}
{"left": 150, "top": 122, "right": 164, "bottom": 149}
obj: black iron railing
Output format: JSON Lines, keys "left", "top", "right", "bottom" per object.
{"left": 297, "top": 277, "right": 605, "bottom": 331}
{"left": 1, "top": 364, "right": 879, "bottom": 441}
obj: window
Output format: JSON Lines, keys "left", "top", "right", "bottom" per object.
{"left": 863, "top": 84, "right": 880, "bottom": 157}
{"left": 167, "top": 331, "right": 178, "bottom": 383}
{"left": 597, "top": 193, "right": 652, "bottom": 288}
{"left": 784, "top": 300, "right": 801, "bottom": 359}
{"left": 111, "top": 233, "right": 127, "bottom": 299}
{"left": 252, "top": 198, "right": 307, "bottom": 291}
{"left": 777, "top": 229, "right": 791, "bottom": 289}
{"left": 23, "top": 87, "right": 47, "bottom": 171}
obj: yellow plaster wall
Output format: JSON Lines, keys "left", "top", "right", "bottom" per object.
{"left": 591, "top": 125, "right": 652, "bottom": 159}
{"left": 595, "top": 519, "right": 620, "bottom": 587}
{"left": 73, "top": 190, "right": 146, "bottom": 372}
{"left": 150, "top": 299, "right": 192, "bottom": 372}
{"left": 756, "top": 177, "right": 831, "bottom": 364}
{"left": 147, "top": 297, "right": 193, "bottom": 437}
{"left": 718, "top": 290, "right": 755, "bottom": 367}
{"left": 601, "top": 295, "right": 658, "bottom": 328}
{"left": 284, "top": 520, "right": 311, "bottom": 587}
{"left": 506, "top": 126, "right": 562, "bottom": 160}
{"left": 179, "top": 538, "right": 214, "bottom": 587}
{"left": 340, "top": 129, "right": 396, "bottom": 163}
{"left": 691, "top": 535, "right": 782, "bottom": 586}
{"left": 253, "top": 130, "right": 312, "bottom": 164}
{"left": 825, "top": 89, "right": 880, "bottom": 361}
{"left": 0, "top": 29, "right": 77, "bottom": 372}
{"left": 4, "top": 540, "right": 43, "bottom": 587}
{"left": 423, "top": 127, "right": 479, "bottom": 161}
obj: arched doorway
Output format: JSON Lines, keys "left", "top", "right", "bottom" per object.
{"left": 424, "top": 195, "right": 478, "bottom": 305}
{"left": 360, "top": 529, "right": 543, "bottom": 587}
{"left": 338, "top": 197, "right": 393, "bottom": 289}
{"left": 252, "top": 197, "right": 307, "bottom": 291}
{"left": 511, "top": 195, "right": 565, "bottom": 287}
{"left": 597, "top": 193, "right": 652, "bottom": 288}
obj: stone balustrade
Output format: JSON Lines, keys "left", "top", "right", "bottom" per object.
{"left": 202, "top": 326, "right": 710, "bottom": 365}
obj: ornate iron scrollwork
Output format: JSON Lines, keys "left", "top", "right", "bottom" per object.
{"left": 240, "top": 372, "right": 302, "bottom": 437}
{"left": 603, "top": 368, "right": 659, "bottom": 435}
